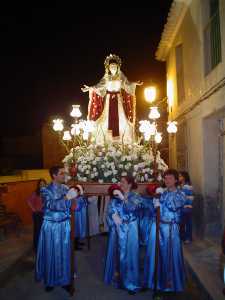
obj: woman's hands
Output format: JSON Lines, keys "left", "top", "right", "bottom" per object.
{"left": 113, "top": 190, "right": 125, "bottom": 200}
{"left": 66, "top": 188, "right": 78, "bottom": 200}
{"left": 112, "top": 213, "right": 122, "bottom": 226}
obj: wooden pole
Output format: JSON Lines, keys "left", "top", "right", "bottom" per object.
{"left": 69, "top": 205, "right": 75, "bottom": 296}
{"left": 86, "top": 198, "right": 91, "bottom": 250}
{"left": 153, "top": 205, "right": 160, "bottom": 299}
{"left": 153, "top": 139, "right": 158, "bottom": 179}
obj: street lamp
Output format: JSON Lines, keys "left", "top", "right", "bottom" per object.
{"left": 144, "top": 86, "right": 157, "bottom": 103}
{"left": 140, "top": 80, "right": 179, "bottom": 179}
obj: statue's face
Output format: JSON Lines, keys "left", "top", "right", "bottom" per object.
{"left": 109, "top": 63, "right": 118, "bottom": 76}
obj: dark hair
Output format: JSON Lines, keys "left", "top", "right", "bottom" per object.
{"left": 164, "top": 169, "right": 179, "bottom": 185}
{"left": 121, "top": 176, "right": 138, "bottom": 190}
{"left": 66, "top": 179, "right": 76, "bottom": 188}
{"left": 49, "top": 165, "right": 63, "bottom": 180}
{"left": 108, "top": 184, "right": 122, "bottom": 198}
{"left": 36, "top": 178, "right": 47, "bottom": 196}
{"left": 179, "top": 171, "right": 191, "bottom": 185}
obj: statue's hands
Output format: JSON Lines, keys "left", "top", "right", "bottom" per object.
{"left": 136, "top": 81, "right": 143, "bottom": 86}
{"left": 81, "top": 85, "right": 90, "bottom": 92}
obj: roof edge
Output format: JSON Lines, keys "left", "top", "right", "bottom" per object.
{"left": 155, "top": 0, "right": 191, "bottom": 61}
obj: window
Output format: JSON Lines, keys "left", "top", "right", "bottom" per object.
{"left": 204, "top": 0, "right": 222, "bottom": 75}
{"left": 175, "top": 44, "right": 185, "bottom": 105}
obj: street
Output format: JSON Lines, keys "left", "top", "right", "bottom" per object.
{"left": 0, "top": 235, "right": 206, "bottom": 300}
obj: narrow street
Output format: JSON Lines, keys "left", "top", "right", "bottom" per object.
{"left": 0, "top": 235, "right": 206, "bottom": 300}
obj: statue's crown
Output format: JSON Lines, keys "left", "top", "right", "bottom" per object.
{"left": 104, "top": 54, "right": 122, "bottom": 69}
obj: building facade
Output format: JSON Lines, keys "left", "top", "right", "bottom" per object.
{"left": 156, "top": 0, "right": 225, "bottom": 237}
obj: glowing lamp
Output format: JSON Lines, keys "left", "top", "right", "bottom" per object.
{"left": 53, "top": 119, "right": 64, "bottom": 132}
{"left": 155, "top": 132, "right": 162, "bottom": 144}
{"left": 139, "top": 120, "right": 149, "bottom": 133}
{"left": 144, "top": 86, "right": 157, "bottom": 103}
{"left": 148, "top": 107, "right": 160, "bottom": 120}
{"left": 63, "top": 131, "right": 72, "bottom": 141}
{"left": 167, "top": 121, "right": 178, "bottom": 133}
{"left": 70, "top": 105, "right": 82, "bottom": 118}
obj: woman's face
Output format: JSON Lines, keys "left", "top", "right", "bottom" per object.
{"left": 39, "top": 180, "right": 46, "bottom": 189}
{"left": 120, "top": 177, "right": 131, "bottom": 193}
{"left": 179, "top": 174, "right": 185, "bottom": 184}
{"left": 109, "top": 63, "right": 118, "bottom": 76}
{"left": 164, "top": 175, "right": 177, "bottom": 189}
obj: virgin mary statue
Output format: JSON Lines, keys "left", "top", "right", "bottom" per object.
{"left": 81, "top": 54, "right": 142, "bottom": 144}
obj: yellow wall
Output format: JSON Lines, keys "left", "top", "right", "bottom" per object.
{"left": 0, "top": 169, "right": 51, "bottom": 184}
{"left": 0, "top": 169, "right": 51, "bottom": 225}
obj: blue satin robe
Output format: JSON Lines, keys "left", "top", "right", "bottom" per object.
{"left": 180, "top": 184, "right": 194, "bottom": 242}
{"left": 74, "top": 195, "right": 88, "bottom": 239}
{"left": 144, "top": 189, "right": 186, "bottom": 292}
{"left": 36, "top": 183, "right": 71, "bottom": 287}
{"left": 104, "top": 192, "right": 142, "bottom": 292}
{"left": 139, "top": 196, "right": 155, "bottom": 246}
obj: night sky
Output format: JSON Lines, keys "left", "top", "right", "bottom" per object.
{"left": 0, "top": 3, "right": 172, "bottom": 137}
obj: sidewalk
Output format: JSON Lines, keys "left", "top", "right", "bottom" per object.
{"left": 0, "top": 226, "right": 33, "bottom": 285}
{"left": 184, "top": 238, "right": 225, "bottom": 300}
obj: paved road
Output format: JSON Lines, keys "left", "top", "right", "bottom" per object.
{"left": 0, "top": 235, "right": 206, "bottom": 300}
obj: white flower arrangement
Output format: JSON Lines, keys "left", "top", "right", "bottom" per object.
{"left": 63, "top": 142, "right": 168, "bottom": 183}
